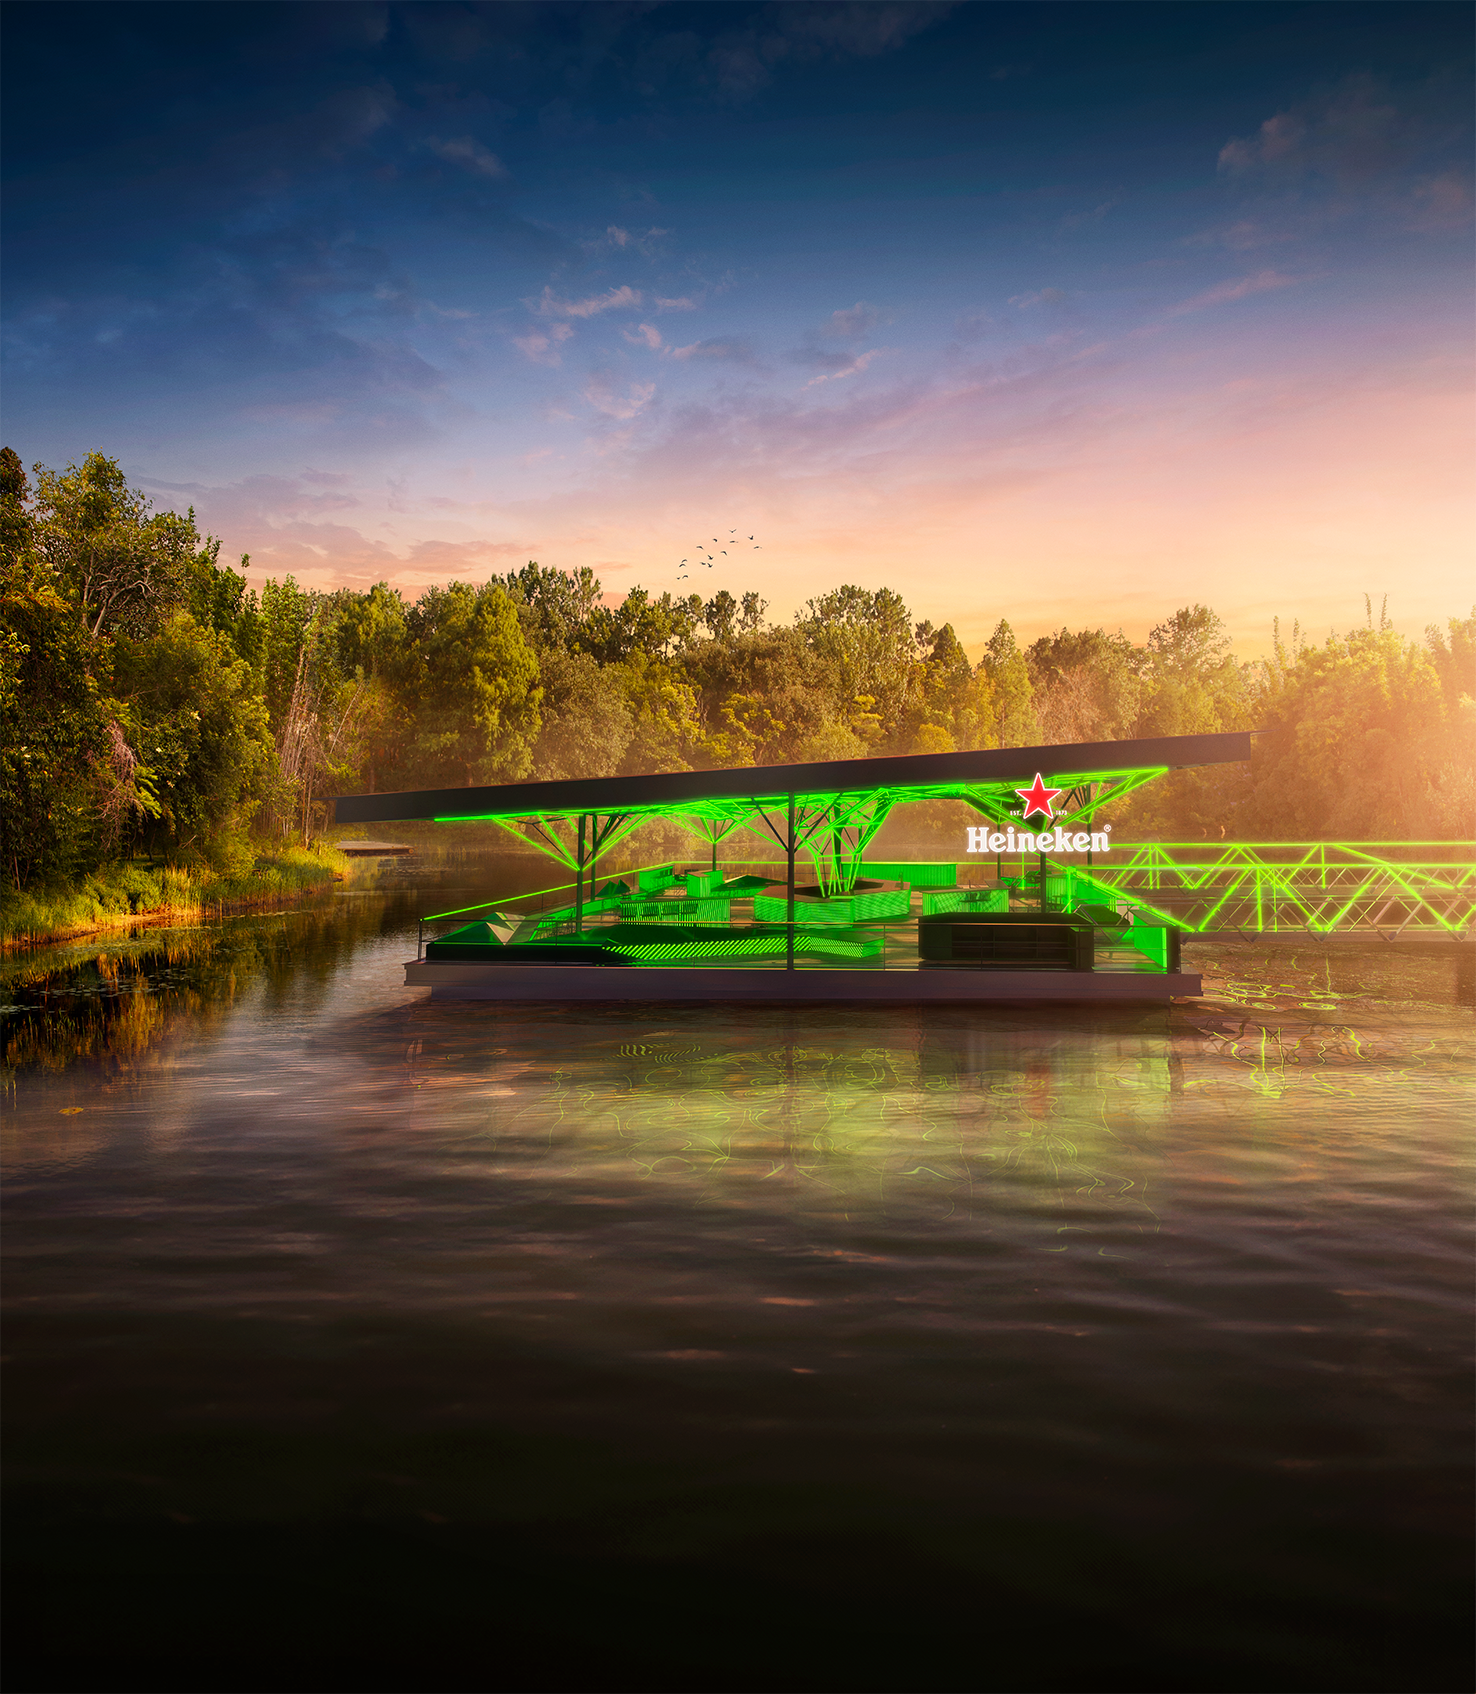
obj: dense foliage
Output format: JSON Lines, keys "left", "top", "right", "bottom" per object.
{"left": 2, "top": 448, "right": 1471, "bottom": 890}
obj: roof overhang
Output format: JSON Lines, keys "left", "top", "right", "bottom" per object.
{"left": 333, "top": 731, "right": 1256, "bottom": 827}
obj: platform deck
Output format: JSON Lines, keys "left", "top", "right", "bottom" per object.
{"left": 404, "top": 959, "right": 1202, "bottom": 1003}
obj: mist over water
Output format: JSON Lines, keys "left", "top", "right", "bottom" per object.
{"left": 4, "top": 857, "right": 1472, "bottom": 1692}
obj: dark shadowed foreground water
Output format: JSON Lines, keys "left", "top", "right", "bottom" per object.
{"left": 3, "top": 860, "right": 1472, "bottom": 1692}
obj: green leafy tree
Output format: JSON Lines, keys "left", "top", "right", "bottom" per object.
{"left": 112, "top": 614, "right": 271, "bottom": 861}
{"left": 1243, "top": 612, "right": 1473, "bottom": 839}
{"left": 404, "top": 582, "right": 542, "bottom": 785}
{"left": 31, "top": 451, "right": 203, "bottom": 640}
{"left": 584, "top": 586, "right": 704, "bottom": 663}
{"left": 1137, "top": 605, "right": 1251, "bottom": 738}
{"left": 497, "top": 561, "right": 603, "bottom": 653}
{"left": 259, "top": 576, "right": 318, "bottom": 730}
{"left": 187, "top": 544, "right": 262, "bottom": 667}
{"left": 0, "top": 448, "right": 157, "bottom": 885}
{"left": 797, "top": 585, "right": 918, "bottom": 748}
{"left": 703, "top": 590, "right": 739, "bottom": 644}
{"left": 979, "top": 620, "right": 1038, "bottom": 747}
{"left": 1026, "top": 626, "right": 1142, "bottom": 743}
{"left": 616, "top": 652, "right": 702, "bottom": 773}
{"left": 533, "top": 650, "right": 635, "bottom": 780}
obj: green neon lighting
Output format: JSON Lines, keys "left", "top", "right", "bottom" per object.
{"left": 612, "top": 932, "right": 884, "bottom": 962}
{"left": 421, "top": 751, "right": 1474, "bottom": 944}
{"left": 1074, "top": 843, "right": 1475, "bottom": 936}
{"left": 426, "top": 762, "right": 1182, "bottom": 901}
{"left": 421, "top": 858, "right": 673, "bottom": 922}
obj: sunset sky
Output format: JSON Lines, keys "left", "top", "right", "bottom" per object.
{"left": 3, "top": 1, "right": 1471, "bottom": 655}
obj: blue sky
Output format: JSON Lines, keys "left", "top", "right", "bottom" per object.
{"left": 3, "top": 2, "right": 1471, "bottom": 649}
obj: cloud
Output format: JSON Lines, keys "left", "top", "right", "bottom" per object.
{"left": 513, "top": 322, "right": 574, "bottom": 364}
{"left": 583, "top": 376, "right": 656, "bottom": 419}
{"left": 1187, "top": 219, "right": 1297, "bottom": 252}
{"left": 1217, "top": 75, "right": 1444, "bottom": 188}
{"left": 668, "top": 337, "right": 758, "bottom": 365}
{"left": 804, "top": 349, "right": 882, "bottom": 387}
{"left": 534, "top": 283, "right": 643, "bottom": 318}
{"left": 592, "top": 224, "right": 669, "bottom": 256}
{"left": 421, "top": 135, "right": 508, "bottom": 179}
{"left": 823, "top": 301, "right": 882, "bottom": 340}
{"left": 953, "top": 308, "right": 995, "bottom": 340}
{"left": 654, "top": 295, "right": 698, "bottom": 312}
{"left": 1059, "top": 198, "right": 1120, "bottom": 232}
{"left": 1408, "top": 173, "right": 1474, "bottom": 232}
{"left": 623, "top": 323, "right": 664, "bottom": 350}
{"left": 770, "top": 2, "right": 957, "bottom": 63}
{"left": 1008, "top": 288, "right": 1068, "bottom": 309}
{"left": 1167, "top": 269, "right": 1304, "bottom": 316}
{"left": 680, "top": 1, "right": 955, "bottom": 103}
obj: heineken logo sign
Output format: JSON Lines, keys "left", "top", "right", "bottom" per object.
{"left": 966, "top": 772, "right": 1114, "bottom": 855}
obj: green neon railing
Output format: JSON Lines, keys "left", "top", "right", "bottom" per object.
{"left": 419, "top": 842, "right": 1473, "bottom": 950}
{"left": 1060, "top": 844, "right": 1475, "bottom": 936}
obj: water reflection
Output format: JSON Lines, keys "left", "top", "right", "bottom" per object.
{"left": 382, "top": 1007, "right": 1177, "bottom": 1244}
{"left": 3, "top": 865, "right": 1472, "bottom": 1691}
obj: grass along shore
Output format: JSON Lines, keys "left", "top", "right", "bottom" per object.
{"left": 1, "top": 844, "right": 353, "bottom": 949}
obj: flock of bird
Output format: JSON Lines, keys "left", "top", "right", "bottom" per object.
{"left": 677, "top": 529, "right": 760, "bottom": 581}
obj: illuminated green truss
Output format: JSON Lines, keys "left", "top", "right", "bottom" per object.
{"left": 1061, "top": 843, "right": 1475, "bottom": 937}
{"left": 436, "top": 763, "right": 1172, "bottom": 899}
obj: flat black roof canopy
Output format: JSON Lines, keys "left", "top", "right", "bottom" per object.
{"left": 333, "top": 730, "right": 1255, "bottom": 827}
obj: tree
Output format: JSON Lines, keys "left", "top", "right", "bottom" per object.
{"left": 583, "top": 586, "right": 703, "bottom": 663}
{"left": 498, "top": 561, "right": 603, "bottom": 653}
{"left": 1241, "top": 617, "right": 1462, "bottom": 838}
{"left": 979, "top": 620, "right": 1038, "bottom": 748}
{"left": 112, "top": 614, "right": 271, "bottom": 860}
{"left": 738, "top": 591, "right": 768, "bottom": 633}
{"left": 703, "top": 589, "right": 739, "bottom": 644}
{"left": 1026, "top": 626, "right": 1142, "bottom": 743}
{"left": 259, "top": 576, "right": 318, "bottom": 730}
{"left": 404, "top": 582, "right": 542, "bottom": 785}
{"left": 797, "top": 585, "right": 918, "bottom": 748}
{"left": 1137, "top": 605, "right": 1250, "bottom": 738}
{"left": 616, "top": 651, "right": 702, "bottom": 773}
{"left": 533, "top": 649, "right": 634, "bottom": 780}
{"left": 0, "top": 447, "right": 35, "bottom": 564}
{"left": 187, "top": 544, "right": 262, "bottom": 667}
{"left": 31, "top": 452, "right": 203, "bottom": 640}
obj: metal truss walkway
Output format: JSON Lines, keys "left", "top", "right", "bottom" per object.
{"left": 1073, "top": 843, "right": 1474, "bottom": 939}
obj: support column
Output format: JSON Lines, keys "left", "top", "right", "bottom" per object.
{"left": 575, "top": 813, "right": 586, "bottom": 934}
{"left": 786, "top": 795, "right": 797, "bottom": 971}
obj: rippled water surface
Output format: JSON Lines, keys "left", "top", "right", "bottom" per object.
{"left": 4, "top": 860, "right": 1472, "bottom": 1692}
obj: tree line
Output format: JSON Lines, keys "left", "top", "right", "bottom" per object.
{"left": 2, "top": 448, "right": 1471, "bottom": 890}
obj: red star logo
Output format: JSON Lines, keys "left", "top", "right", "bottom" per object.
{"left": 1014, "top": 772, "right": 1062, "bottom": 821}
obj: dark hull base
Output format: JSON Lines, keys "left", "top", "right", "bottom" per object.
{"left": 405, "top": 959, "right": 1202, "bottom": 1003}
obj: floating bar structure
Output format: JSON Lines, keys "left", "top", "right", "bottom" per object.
{"left": 335, "top": 733, "right": 1273, "bottom": 1003}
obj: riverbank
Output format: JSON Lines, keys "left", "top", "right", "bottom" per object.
{"left": 0, "top": 844, "right": 353, "bottom": 950}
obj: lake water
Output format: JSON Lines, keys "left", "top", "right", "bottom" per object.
{"left": 4, "top": 858, "right": 1472, "bottom": 1692}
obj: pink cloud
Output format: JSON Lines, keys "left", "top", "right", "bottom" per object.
{"left": 513, "top": 322, "right": 574, "bottom": 364}
{"left": 1167, "top": 269, "right": 1304, "bottom": 316}
{"left": 534, "top": 284, "right": 642, "bottom": 318}
{"left": 1408, "top": 173, "right": 1474, "bottom": 232}
{"left": 582, "top": 376, "right": 656, "bottom": 419}
{"left": 804, "top": 348, "right": 883, "bottom": 387}
{"left": 421, "top": 135, "right": 507, "bottom": 179}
